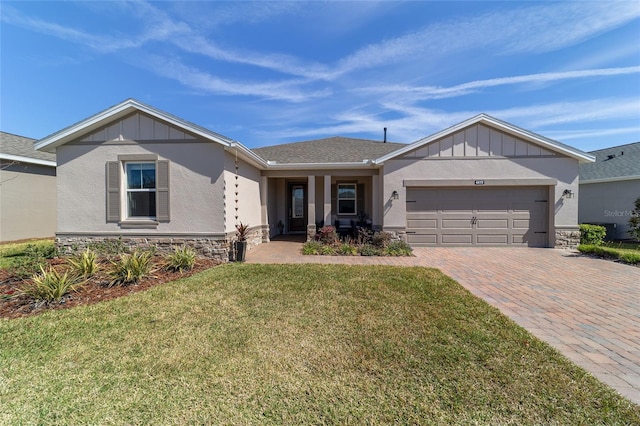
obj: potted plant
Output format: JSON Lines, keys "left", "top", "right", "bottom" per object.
{"left": 234, "top": 222, "right": 249, "bottom": 262}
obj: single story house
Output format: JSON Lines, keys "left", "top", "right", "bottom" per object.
{"left": 0, "top": 131, "right": 57, "bottom": 242}
{"left": 579, "top": 142, "right": 640, "bottom": 240}
{"left": 35, "top": 99, "right": 594, "bottom": 259}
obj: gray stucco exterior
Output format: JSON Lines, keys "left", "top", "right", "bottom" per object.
{"left": 35, "top": 100, "right": 594, "bottom": 256}
{"left": 1, "top": 132, "right": 57, "bottom": 242}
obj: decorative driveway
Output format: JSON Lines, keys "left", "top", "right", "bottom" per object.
{"left": 247, "top": 242, "right": 640, "bottom": 404}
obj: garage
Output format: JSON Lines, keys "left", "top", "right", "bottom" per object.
{"left": 406, "top": 186, "right": 549, "bottom": 247}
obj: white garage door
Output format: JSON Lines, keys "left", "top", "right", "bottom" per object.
{"left": 406, "top": 187, "right": 548, "bottom": 247}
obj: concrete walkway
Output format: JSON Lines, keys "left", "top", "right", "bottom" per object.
{"left": 247, "top": 240, "right": 640, "bottom": 404}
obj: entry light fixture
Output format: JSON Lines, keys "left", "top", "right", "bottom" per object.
{"left": 391, "top": 190, "right": 399, "bottom": 200}
{"left": 562, "top": 189, "right": 574, "bottom": 199}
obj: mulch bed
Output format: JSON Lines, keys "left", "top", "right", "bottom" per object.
{"left": 0, "top": 257, "right": 221, "bottom": 320}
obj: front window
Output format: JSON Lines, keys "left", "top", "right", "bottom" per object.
{"left": 126, "top": 162, "right": 156, "bottom": 218}
{"left": 338, "top": 183, "right": 357, "bottom": 215}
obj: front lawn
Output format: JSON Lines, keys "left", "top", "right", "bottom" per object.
{"left": 579, "top": 241, "right": 640, "bottom": 265}
{"left": 1, "top": 265, "right": 638, "bottom": 424}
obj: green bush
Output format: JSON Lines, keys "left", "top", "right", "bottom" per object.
{"left": 20, "top": 266, "right": 81, "bottom": 304}
{"left": 578, "top": 244, "right": 640, "bottom": 265}
{"left": 165, "top": 246, "right": 197, "bottom": 272}
{"left": 108, "top": 250, "right": 154, "bottom": 286}
{"left": 359, "top": 244, "right": 382, "bottom": 256}
{"left": 629, "top": 197, "right": 640, "bottom": 241}
{"left": 338, "top": 243, "right": 358, "bottom": 256}
{"left": 384, "top": 241, "right": 413, "bottom": 256}
{"left": 372, "top": 231, "right": 393, "bottom": 248}
{"left": 579, "top": 224, "right": 606, "bottom": 245}
{"left": 320, "top": 245, "right": 337, "bottom": 255}
{"left": 67, "top": 249, "right": 98, "bottom": 278}
{"left": 301, "top": 241, "right": 323, "bottom": 255}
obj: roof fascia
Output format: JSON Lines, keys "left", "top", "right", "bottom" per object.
{"left": 0, "top": 153, "right": 56, "bottom": 167}
{"left": 374, "top": 114, "right": 595, "bottom": 164}
{"left": 35, "top": 99, "right": 236, "bottom": 153}
{"left": 265, "top": 160, "right": 377, "bottom": 170}
{"left": 226, "top": 143, "right": 268, "bottom": 169}
{"left": 580, "top": 175, "right": 640, "bottom": 184}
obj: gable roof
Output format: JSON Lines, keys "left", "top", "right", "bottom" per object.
{"left": 0, "top": 131, "right": 56, "bottom": 166}
{"left": 579, "top": 141, "right": 640, "bottom": 183}
{"left": 374, "top": 114, "right": 595, "bottom": 164}
{"left": 252, "top": 136, "right": 405, "bottom": 165}
{"left": 34, "top": 98, "right": 266, "bottom": 169}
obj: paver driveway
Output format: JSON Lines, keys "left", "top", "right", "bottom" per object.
{"left": 247, "top": 242, "right": 640, "bottom": 404}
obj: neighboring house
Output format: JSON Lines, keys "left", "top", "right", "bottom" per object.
{"left": 579, "top": 142, "right": 640, "bottom": 240}
{"left": 35, "top": 99, "right": 594, "bottom": 260}
{"left": 0, "top": 132, "right": 57, "bottom": 242}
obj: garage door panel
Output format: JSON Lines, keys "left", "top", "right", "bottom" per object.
{"left": 442, "top": 219, "right": 472, "bottom": 229}
{"left": 442, "top": 234, "right": 473, "bottom": 244}
{"left": 477, "top": 234, "right": 509, "bottom": 244}
{"left": 476, "top": 219, "right": 509, "bottom": 229}
{"left": 406, "top": 233, "right": 438, "bottom": 245}
{"left": 407, "top": 219, "right": 437, "bottom": 229}
{"left": 406, "top": 186, "right": 548, "bottom": 247}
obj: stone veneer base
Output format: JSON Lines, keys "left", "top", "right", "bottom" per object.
{"left": 554, "top": 228, "right": 581, "bottom": 249}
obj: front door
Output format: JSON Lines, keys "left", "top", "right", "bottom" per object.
{"left": 288, "top": 183, "right": 307, "bottom": 233}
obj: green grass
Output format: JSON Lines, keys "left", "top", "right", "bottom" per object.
{"left": 1, "top": 265, "right": 638, "bottom": 424}
{"left": 0, "top": 239, "right": 55, "bottom": 269}
{"left": 579, "top": 241, "right": 640, "bottom": 265}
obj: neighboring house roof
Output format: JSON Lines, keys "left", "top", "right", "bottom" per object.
{"left": 0, "top": 131, "right": 56, "bottom": 166}
{"left": 375, "top": 114, "right": 595, "bottom": 164}
{"left": 252, "top": 136, "right": 405, "bottom": 165}
{"left": 579, "top": 141, "right": 640, "bottom": 183}
{"left": 34, "top": 98, "right": 267, "bottom": 169}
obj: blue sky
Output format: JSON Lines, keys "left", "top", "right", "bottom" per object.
{"left": 1, "top": 1, "right": 639, "bottom": 151}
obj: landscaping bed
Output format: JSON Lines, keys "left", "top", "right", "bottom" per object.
{"left": 303, "top": 226, "right": 413, "bottom": 256}
{"left": 0, "top": 243, "right": 220, "bottom": 319}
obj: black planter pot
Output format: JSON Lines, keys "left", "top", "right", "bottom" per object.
{"left": 234, "top": 241, "right": 247, "bottom": 262}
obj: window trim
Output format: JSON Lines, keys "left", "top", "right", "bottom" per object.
{"left": 337, "top": 182, "right": 357, "bottom": 215}
{"left": 125, "top": 161, "right": 157, "bottom": 220}
{"left": 106, "top": 154, "right": 169, "bottom": 226}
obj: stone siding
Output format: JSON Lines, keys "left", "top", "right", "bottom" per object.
{"left": 56, "top": 235, "right": 230, "bottom": 261}
{"left": 554, "top": 228, "right": 581, "bottom": 249}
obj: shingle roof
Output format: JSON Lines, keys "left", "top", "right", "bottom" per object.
{"left": 1, "top": 131, "right": 56, "bottom": 163}
{"left": 579, "top": 142, "right": 640, "bottom": 182}
{"left": 252, "top": 136, "right": 406, "bottom": 164}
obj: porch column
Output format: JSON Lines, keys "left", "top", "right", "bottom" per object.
{"left": 372, "top": 174, "right": 381, "bottom": 230}
{"left": 260, "top": 176, "right": 269, "bottom": 242}
{"left": 307, "top": 175, "right": 316, "bottom": 241}
{"left": 324, "top": 175, "right": 332, "bottom": 227}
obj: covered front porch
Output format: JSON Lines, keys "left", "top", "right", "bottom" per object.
{"left": 261, "top": 170, "right": 384, "bottom": 241}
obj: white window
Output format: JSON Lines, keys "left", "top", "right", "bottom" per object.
{"left": 337, "top": 183, "right": 357, "bottom": 215}
{"left": 125, "top": 162, "right": 156, "bottom": 219}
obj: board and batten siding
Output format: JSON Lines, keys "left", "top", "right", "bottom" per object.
{"left": 403, "top": 124, "right": 557, "bottom": 158}
{"left": 80, "top": 112, "right": 198, "bottom": 143}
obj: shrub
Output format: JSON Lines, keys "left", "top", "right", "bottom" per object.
{"left": 24, "top": 242, "right": 57, "bottom": 259}
{"left": 108, "top": 250, "right": 154, "bottom": 286}
{"left": 579, "top": 224, "right": 606, "bottom": 245}
{"left": 384, "top": 241, "right": 413, "bottom": 256}
{"left": 320, "top": 245, "right": 337, "bottom": 255}
{"left": 316, "top": 226, "right": 338, "bottom": 245}
{"left": 619, "top": 251, "right": 640, "bottom": 265}
{"left": 372, "top": 231, "right": 393, "bottom": 248}
{"left": 7, "top": 242, "right": 55, "bottom": 278}
{"left": 338, "top": 243, "right": 358, "bottom": 256}
{"left": 359, "top": 244, "right": 381, "bottom": 256}
{"left": 302, "top": 241, "right": 323, "bottom": 255}
{"left": 67, "top": 249, "right": 98, "bottom": 278}
{"left": 355, "top": 227, "right": 374, "bottom": 245}
{"left": 629, "top": 197, "right": 640, "bottom": 241}
{"left": 20, "top": 266, "right": 81, "bottom": 304}
{"left": 165, "top": 246, "right": 197, "bottom": 272}
{"left": 87, "top": 237, "right": 126, "bottom": 256}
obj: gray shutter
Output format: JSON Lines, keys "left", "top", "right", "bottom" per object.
{"left": 156, "top": 160, "right": 170, "bottom": 221}
{"left": 106, "top": 161, "right": 120, "bottom": 222}
{"left": 357, "top": 183, "right": 364, "bottom": 217}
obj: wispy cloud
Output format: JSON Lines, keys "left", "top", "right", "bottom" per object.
{"left": 357, "top": 67, "right": 640, "bottom": 100}
{"left": 142, "top": 55, "right": 330, "bottom": 102}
